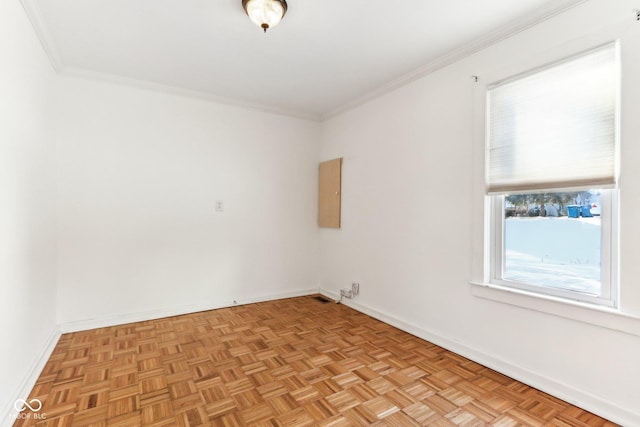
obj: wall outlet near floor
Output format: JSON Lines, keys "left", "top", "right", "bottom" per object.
{"left": 215, "top": 200, "right": 224, "bottom": 212}
{"left": 340, "top": 289, "right": 353, "bottom": 299}
{"left": 340, "top": 282, "right": 359, "bottom": 300}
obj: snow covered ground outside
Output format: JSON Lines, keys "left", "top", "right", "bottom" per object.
{"left": 504, "top": 216, "right": 601, "bottom": 295}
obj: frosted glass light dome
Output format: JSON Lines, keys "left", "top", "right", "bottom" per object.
{"left": 242, "top": 0, "right": 288, "bottom": 33}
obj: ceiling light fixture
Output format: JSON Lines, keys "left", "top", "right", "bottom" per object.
{"left": 242, "top": 0, "right": 287, "bottom": 33}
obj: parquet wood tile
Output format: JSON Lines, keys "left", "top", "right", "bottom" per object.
{"left": 13, "top": 296, "right": 619, "bottom": 426}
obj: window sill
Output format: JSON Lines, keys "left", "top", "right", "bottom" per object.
{"left": 470, "top": 281, "right": 640, "bottom": 337}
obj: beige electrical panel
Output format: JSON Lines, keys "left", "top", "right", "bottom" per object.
{"left": 318, "top": 158, "right": 342, "bottom": 228}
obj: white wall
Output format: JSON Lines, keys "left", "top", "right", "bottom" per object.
{"left": 53, "top": 76, "right": 321, "bottom": 327}
{"left": 5, "top": 0, "right": 639, "bottom": 424}
{"left": 0, "top": 0, "right": 58, "bottom": 420}
{"left": 2, "top": 2, "right": 320, "bottom": 419}
{"left": 319, "top": 0, "right": 640, "bottom": 424}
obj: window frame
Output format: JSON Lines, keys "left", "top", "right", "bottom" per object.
{"left": 483, "top": 43, "right": 620, "bottom": 308}
{"left": 489, "top": 190, "right": 618, "bottom": 307}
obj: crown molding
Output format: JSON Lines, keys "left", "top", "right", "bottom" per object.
{"left": 19, "top": 0, "right": 320, "bottom": 122}
{"left": 61, "top": 67, "right": 322, "bottom": 121}
{"left": 19, "top": 0, "right": 588, "bottom": 122}
{"left": 19, "top": 0, "right": 63, "bottom": 72}
{"left": 322, "top": 0, "right": 591, "bottom": 120}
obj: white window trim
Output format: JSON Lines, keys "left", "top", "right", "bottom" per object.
{"left": 490, "top": 190, "right": 618, "bottom": 308}
{"left": 483, "top": 43, "right": 619, "bottom": 307}
{"left": 468, "top": 34, "right": 640, "bottom": 337}
{"left": 469, "top": 280, "right": 640, "bottom": 337}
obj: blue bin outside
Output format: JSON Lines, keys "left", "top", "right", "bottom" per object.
{"left": 581, "top": 205, "right": 593, "bottom": 217}
{"left": 567, "top": 205, "right": 580, "bottom": 218}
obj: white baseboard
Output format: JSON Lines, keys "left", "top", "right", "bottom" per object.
{"left": 13, "top": 288, "right": 634, "bottom": 425}
{"left": 319, "top": 288, "right": 638, "bottom": 427}
{"left": 59, "top": 288, "right": 319, "bottom": 333}
{"left": 2, "top": 325, "right": 61, "bottom": 427}
{"left": 2, "top": 289, "right": 320, "bottom": 426}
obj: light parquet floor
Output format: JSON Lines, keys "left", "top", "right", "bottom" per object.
{"left": 13, "top": 295, "right": 618, "bottom": 427}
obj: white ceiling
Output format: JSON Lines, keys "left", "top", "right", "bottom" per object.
{"left": 25, "top": 0, "right": 587, "bottom": 120}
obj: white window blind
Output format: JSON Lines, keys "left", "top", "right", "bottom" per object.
{"left": 487, "top": 43, "right": 619, "bottom": 194}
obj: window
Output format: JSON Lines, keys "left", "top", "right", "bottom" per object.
{"left": 486, "top": 43, "right": 619, "bottom": 307}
